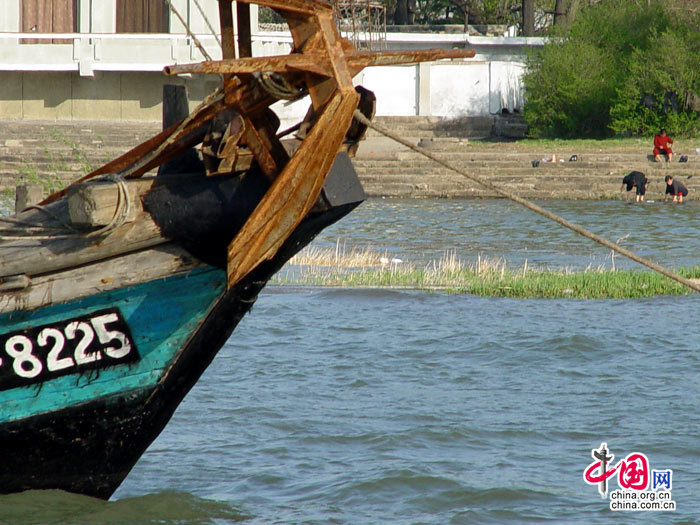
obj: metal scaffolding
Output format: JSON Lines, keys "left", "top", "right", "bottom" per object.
{"left": 331, "top": 0, "right": 387, "bottom": 51}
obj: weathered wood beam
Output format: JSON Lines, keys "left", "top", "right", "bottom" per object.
{"left": 242, "top": 111, "right": 290, "bottom": 179}
{"left": 67, "top": 180, "right": 142, "bottom": 227}
{"left": 0, "top": 217, "right": 166, "bottom": 280}
{"left": 348, "top": 48, "right": 475, "bottom": 69}
{"left": 3, "top": 178, "right": 168, "bottom": 278}
{"left": 0, "top": 244, "right": 202, "bottom": 315}
{"left": 219, "top": 0, "right": 236, "bottom": 60}
{"left": 164, "top": 55, "right": 330, "bottom": 77}
{"left": 15, "top": 184, "right": 43, "bottom": 213}
{"left": 236, "top": 2, "right": 252, "bottom": 58}
{"left": 164, "top": 48, "right": 474, "bottom": 77}
{"left": 226, "top": 87, "right": 359, "bottom": 287}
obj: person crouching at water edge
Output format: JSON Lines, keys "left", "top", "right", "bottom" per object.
{"left": 664, "top": 175, "right": 688, "bottom": 203}
{"left": 621, "top": 171, "right": 648, "bottom": 202}
{"left": 653, "top": 129, "right": 673, "bottom": 163}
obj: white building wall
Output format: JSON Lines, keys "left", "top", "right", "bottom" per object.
{"left": 361, "top": 66, "right": 417, "bottom": 116}
{"left": 0, "top": 1, "right": 20, "bottom": 31}
{"left": 489, "top": 62, "right": 525, "bottom": 113}
{"left": 0, "top": 2, "right": 542, "bottom": 120}
{"left": 91, "top": 0, "right": 116, "bottom": 32}
{"left": 430, "top": 62, "right": 489, "bottom": 117}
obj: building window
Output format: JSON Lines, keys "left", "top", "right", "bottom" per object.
{"left": 21, "top": 0, "right": 78, "bottom": 44}
{"left": 116, "top": 0, "right": 170, "bottom": 33}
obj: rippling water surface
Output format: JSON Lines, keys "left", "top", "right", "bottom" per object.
{"left": 315, "top": 198, "right": 700, "bottom": 270}
{"left": 3, "top": 199, "right": 700, "bottom": 524}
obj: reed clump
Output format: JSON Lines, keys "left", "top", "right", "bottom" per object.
{"left": 274, "top": 244, "right": 700, "bottom": 299}
{"left": 288, "top": 240, "right": 380, "bottom": 267}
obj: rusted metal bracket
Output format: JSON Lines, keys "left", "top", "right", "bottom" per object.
{"left": 41, "top": 0, "right": 477, "bottom": 291}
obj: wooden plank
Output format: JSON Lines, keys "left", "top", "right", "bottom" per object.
{"left": 236, "top": 2, "right": 252, "bottom": 58}
{"left": 67, "top": 180, "right": 144, "bottom": 227}
{"left": 1, "top": 178, "right": 168, "bottom": 279}
{"left": 226, "top": 87, "right": 359, "bottom": 286}
{"left": 0, "top": 215, "right": 166, "bottom": 279}
{"left": 0, "top": 244, "right": 204, "bottom": 315}
{"left": 164, "top": 54, "right": 331, "bottom": 77}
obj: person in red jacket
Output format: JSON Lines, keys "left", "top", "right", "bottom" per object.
{"left": 653, "top": 129, "right": 673, "bottom": 162}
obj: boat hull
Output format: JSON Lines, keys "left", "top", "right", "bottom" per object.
{"left": 0, "top": 192, "right": 360, "bottom": 498}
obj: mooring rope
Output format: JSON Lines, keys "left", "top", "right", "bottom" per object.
{"left": 192, "top": 0, "right": 222, "bottom": 48}
{"left": 163, "top": 0, "right": 213, "bottom": 62}
{"left": 84, "top": 174, "right": 132, "bottom": 238}
{"left": 259, "top": 73, "right": 306, "bottom": 101}
{"left": 352, "top": 110, "right": 700, "bottom": 293}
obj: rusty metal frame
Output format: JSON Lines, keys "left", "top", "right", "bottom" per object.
{"left": 42, "top": 0, "right": 475, "bottom": 289}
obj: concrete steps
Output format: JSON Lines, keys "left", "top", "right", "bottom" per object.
{"left": 0, "top": 120, "right": 161, "bottom": 207}
{"left": 352, "top": 126, "right": 700, "bottom": 198}
{"left": 1, "top": 118, "right": 699, "bottom": 205}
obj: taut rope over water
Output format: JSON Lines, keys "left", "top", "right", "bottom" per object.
{"left": 353, "top": 110, "right": 700, "bottom": 294}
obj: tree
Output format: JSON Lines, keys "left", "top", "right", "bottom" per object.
{"left": 393, "top": 0, "right": 418, "bottom": 24}
{"left": 522, "top": 0, "right": 535, "bottom": 35}
{"left": 552, "top": 0, "right": 567, "bottom": 25}
{"left": 523, "top": 0, "right": 700, "bottom": 138}
{"left": 382, "top": 0, "right": 583, "bottom": 33}
{"left": 394, "top": 0, "right": 409, "bottom": 24}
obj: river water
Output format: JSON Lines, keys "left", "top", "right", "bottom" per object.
{"left": 3, "top": 199, "right": 700, "bottom": 524}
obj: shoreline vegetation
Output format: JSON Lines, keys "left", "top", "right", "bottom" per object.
{"left": 272, "top": 243, "right": 700, "bottom": 299}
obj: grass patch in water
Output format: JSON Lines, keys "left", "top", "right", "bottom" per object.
{"left": 274, "top": 246, "right": 700, "bottom": 298}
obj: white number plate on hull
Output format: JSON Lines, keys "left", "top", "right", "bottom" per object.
{"left": 0, "top": 308, "right": 139, "bottom": 391}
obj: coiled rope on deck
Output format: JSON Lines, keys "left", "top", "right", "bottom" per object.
{"left": 353, "top": 110, "right": 700, "bottom": 294}
{"left": 0, "top": 174, "right": 131, "bottom": 240}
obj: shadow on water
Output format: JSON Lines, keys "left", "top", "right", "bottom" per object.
{"left": 0, "top": 490, "right": 248, "bottom": 525}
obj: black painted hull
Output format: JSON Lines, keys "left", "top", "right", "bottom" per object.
{"left": 0, "top": 153, "right": 364, "bottom": 498}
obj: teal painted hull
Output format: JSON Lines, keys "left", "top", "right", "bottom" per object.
{"left": 0, "top": 152, "right": 365, "bottom": 499}
{"left": 0, "top": 266, "right": 226, "bottom": 422}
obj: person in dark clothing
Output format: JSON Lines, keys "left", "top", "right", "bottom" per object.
{"left": 621, "top": 171, "right": 648, "bottom": 202}
{"left": 664, "top": 175, "right": 688, "bottom": 203}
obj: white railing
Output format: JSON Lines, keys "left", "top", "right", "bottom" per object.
{"left": 0, "top": 31, "right": 293, "bottom": 75}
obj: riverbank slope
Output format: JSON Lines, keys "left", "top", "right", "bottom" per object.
{"left": 1, "top": 118, "right": 699, "bottom": 206}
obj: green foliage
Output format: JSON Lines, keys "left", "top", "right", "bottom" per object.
{"left": 258, "top": 6, "right": 285, "bottom": 25}
{"left": 274, "top": 262, "right": 700, "bottom": 299}
{"left": 524, "top": 39, "right": 617, "bottom": 136}
{"left": 390, "top": 0, "right": 550, "bottom": 27}
{"left": 524, "top": 0, "right": 700, "bottom": 138}
{"left": 610, "top": 23, "right": 700, "bottom": 136}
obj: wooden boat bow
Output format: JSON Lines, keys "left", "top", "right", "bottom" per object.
{"left": 41, "top": 0, "right": 474, "bottom": 290}
{"left": 0, "top": 0, "right": 476, "bottom": 500}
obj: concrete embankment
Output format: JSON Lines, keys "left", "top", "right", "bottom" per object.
{"left": 356, "top": 118, "right": 700, "bottom": 200}
{"left": 1, "top": 118, "right": 699, "bottom": 207}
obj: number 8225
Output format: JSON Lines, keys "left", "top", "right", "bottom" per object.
{"left": 0, "top": 308, "right": 139, "bottom": 391}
